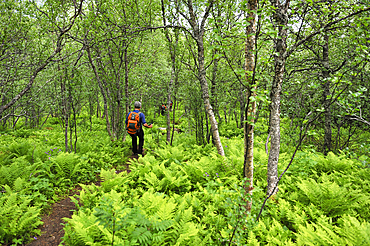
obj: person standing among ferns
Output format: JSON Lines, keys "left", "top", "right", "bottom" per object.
{"left": 125, "top": 101, "right": 153, "bottom": 155}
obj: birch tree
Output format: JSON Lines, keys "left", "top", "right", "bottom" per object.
{"left": 243, "top": 0, "right": 258, "bottom": 212}
{"left": 174, "top": 0, "right": 225, "bottom": 156}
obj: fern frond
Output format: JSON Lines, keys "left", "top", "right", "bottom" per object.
{"left": 296, "top": 216, "right": 345, "bottom": 246}
{"left": 155, "top": 199, "right": 177, "bottom": 221}
{"left": 130, "top": 227, "right": 152, "bottom": 245}
{"left": 337, "top": 215, "right": 370, "bottom": 245}
{"left": 143, "top": 172, "right": 161, "bottom": 190}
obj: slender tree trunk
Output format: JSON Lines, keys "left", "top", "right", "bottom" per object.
{"left": 96, "top": 92, "right": 101, "bottom": 118}
{"left": 322, "top": 33, "right": 332, "bottom": 155}
{"left": 335, "top": 122, "right": 342, "bottom": 151}
{"left": 198, "top": 43, "right": 224, "bottom": 155}
{"left": 62, "top": 81, "right": 69, "bottom": 152}
{"left": 166, "top": 72, "right": 174, "bottom": 144}
{"left": 170, "top": 96, "right": 176, "bottom": 146}
{"left": 224, "top": 105, "right": 228, "bottom": 123}
{"left": 124, "top": 46, "right": 130, "bottom": 116}
{"left": 186, "top": 0, "right": 224, "bottom": 155}
{"left": 266, "top": 0, "right": 290, "bottom": 196}
{"left": 69, "top": 87, "right": 73, "bottom": 152}
{"left": 228, "top": 104, "right": 233, "bottom": 123}
{"left": 72, "top": 100, "right": 78, "bottom": 153}
{"left": 86, "top": 46, "right": 112, "bottom": 137}
{"left": 234, "top": 110, "right": 239, "bottom": 128}
{"left": 206, "top": 109, "right": 210, "bottom": 144}
{"left": 122, "top": 46, "right": 130, "bottom": 142}
{"left": 211, "top": 58, "right": 220, "bottom": 123}
{"left": 243, "top": 0, "right": 258, "bottom": 213}
{"left": 161, "top": 0, "right": 177, "bottom": 144}
{"left": 239, "top": 98, "right": 245, "bottom": 129}
{"left": 13, "top": 113, "right": 23, "bottom": 129}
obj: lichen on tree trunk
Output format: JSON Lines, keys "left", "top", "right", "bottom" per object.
{"left": 243, "top": 0, "right": 258, "bottom": 213}
{"left": 266, "top": 0, "right": 290, "bottom": 196}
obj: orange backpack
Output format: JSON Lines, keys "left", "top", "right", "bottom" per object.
{"left": 127, "top": 112, "right": 141, "bottom": 134}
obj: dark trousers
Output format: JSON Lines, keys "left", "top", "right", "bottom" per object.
{"left": 130, "top": 129, "right": 144, "bottom": 154}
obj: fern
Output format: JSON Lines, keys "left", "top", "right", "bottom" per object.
{"left": 297, "top": 175, "right": 366, "bottom": 217}
{"left": 0, "top": 190, "right": 43, "bottom": 244}
{"left": 65, "top": 191, "right": 173, "bottom": 245}
{"left": 10, "top": 177, "right": 29, "bottom": 193}
{"left": 130, "top": 227, "right": 152, "bottom": 245}
{"left": 75, "top": 183, "right": 102, "bottom": 213}
{"left": 251, "top": 218, "right": 294, "bottom": 245}
{"left": 173, "top": 221, "right": 200, "bottom": 246}
{"left": 0, "top": 157, "right": 39, "bottom": 187}
{"left": 337, "top": 215, "right": 370, "bottom": 245}
{"left": 143, "top": 172, "right": 161, "bottom": 191}
{"left": 1, "top": 140, "right": 34, "bottom": 165}
{"left": 52, "top": 152, "right": 85, "bottom": 182}
{"left": 100, "top": 169, "right": 129, "bottom": 193}
{"left": 296, "top": 216, "right": 346, "bottom": 245}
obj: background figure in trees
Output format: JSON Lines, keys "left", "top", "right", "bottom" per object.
{"left": 160, "top": 103, "right": 167, "bottom": 116}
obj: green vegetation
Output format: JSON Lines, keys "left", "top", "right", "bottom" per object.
{"left": 0, "top": 118, "right": 129, "bottom": 245}
{"left": 1, "top": 0, "right": 369, "bottom": 245}
{"left": 1, "top": 116, "right": 369, "bottom": 245}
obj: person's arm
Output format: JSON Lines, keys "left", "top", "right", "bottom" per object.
{"left": 143, "top": 123, "right": 153, "bottom": 128}
{"left": 140, "top": 113, "right": 153, "bottom": 128}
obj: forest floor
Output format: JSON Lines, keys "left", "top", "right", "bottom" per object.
{"left": 24, "top": 153, "right": 139, "bottom": 246}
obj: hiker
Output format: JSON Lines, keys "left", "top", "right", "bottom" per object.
{"left": 160, "top": 103, "right": 167, "bottom": 116}
{"left": 126, "top": 101, "right": 153, "bottom": 155}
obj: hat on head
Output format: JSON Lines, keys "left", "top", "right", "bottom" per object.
{"left": 134, "top": 101, "right": 141, "bottom": 108}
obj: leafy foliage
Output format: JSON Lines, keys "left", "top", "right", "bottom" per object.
{"left": 1, "top": 117, "right": 369, "bottom": 245}
{"left": 59, "top": 125, "right": 370, "bottom": 245}
{"left": 0, "top": 188, "right": 43, "bottom": 245}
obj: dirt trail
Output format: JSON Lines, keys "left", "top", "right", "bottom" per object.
{"left": 26, "top": 193, "right": 78, "bottom": 246}
{"left": 24, "top": 154, "right": 139, "bottom": 246}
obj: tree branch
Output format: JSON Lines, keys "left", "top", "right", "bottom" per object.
{"left": 286, "top": 7, "right": 370, "bottom": 58}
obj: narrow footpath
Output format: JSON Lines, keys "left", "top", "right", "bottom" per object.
{"left": 25, "top": 154, "right": 138, "bottom": 246}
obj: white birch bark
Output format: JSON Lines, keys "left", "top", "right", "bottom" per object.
{"left": 243, "top": 0, "right": 258, "bottom": 213}
{"left": 266, "top": 0, "right": 290, "bottom": 196}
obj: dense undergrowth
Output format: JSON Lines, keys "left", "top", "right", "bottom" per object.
{"left": 0, "top": 114, "right": 369, "bottom": 245}
{"left": 0, "top": 117, "right": 130, "bottom": 245}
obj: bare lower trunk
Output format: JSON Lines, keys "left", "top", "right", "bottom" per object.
{"left": 211, "top": 58, "right": 219, "bottom": 123}
{"left": 185, "top": 0, "right": 224, "bottom": 155}
{"left": 87, "top": 46, "right": 112, "bottom": 137}
{"left": 170, "top": 97, "right": 176, "bottom": 146}
{"left": 234, "top": 110, "right": 239, "bottom": 128}
{"left": 96, "top": 93, "right": 101, "bottom": 118}
{"left": 244, "top": 88, "right": 256, "bottom": 212}
{"left": 266, "top": 0, "right": 290, "bottom": 196}
{"left": 267, "top": 77, "right": 282, "bottom": 195}
{"left": 166, "top": 71, "right": 173, "bottom": 144}
{"left": 224, "top": 106, "right": 228, "bottom": 123}
{"left": 71, "top": 100, "right": 78, "bottom": 153}
{"left": 322, "top": 33, "right": 331, "bottom": 155}
{"left": 161, "top": 2, "right": 177, "bottom": 145}
{"left": 243, "top": 0, "right": 258, "bottom": 213}
{"left": 198, "top": 52, "right": 224, "bottom": 156}
{"left": 205, "top": 109, "right": 210, "bottom": 144}
{"left": 64, "top": 98, "right": 69, "bottom": 153}
{"left": 124, "top": 47, "right": 130, "bottom": 116}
